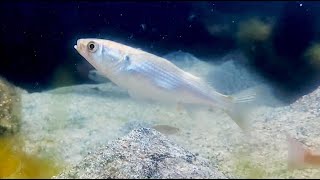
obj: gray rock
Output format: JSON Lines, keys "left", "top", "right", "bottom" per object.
{"left": 207, "top": 60, "right": 262, "bottom": 95}
{"left": 53, "top": 128, "right": 227, "bottom": 179}
{"left": 290, "top": 86, "right": 320, "bottom": 117}
{"left": 119, "top": 119, "right": 153, "bottom": 135}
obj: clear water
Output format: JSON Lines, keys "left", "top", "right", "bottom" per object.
{"left": 1, "top": 1, "right": 320, "bottom": 178}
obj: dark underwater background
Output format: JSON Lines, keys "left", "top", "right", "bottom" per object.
{"left": 0, "top": 1, "right": 320, "bottom": 103}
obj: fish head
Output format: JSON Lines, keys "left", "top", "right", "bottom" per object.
{"left": 74, "top": 38, "right": 130, "bottom": 73}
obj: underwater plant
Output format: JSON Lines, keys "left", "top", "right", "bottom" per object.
{"left": 235, "top": 2, "right": 318, "bottom": 103}
{"left": 0, "top": 76, "right": 22, "bottom": 135}
{"left": 230, "top": 149, "right": 296, "bottom": 179}
{"left": 304, "top": 43, "right": 320, "bottom": 68}
{"left": 234, "top": 17, "right": 282, "bottom": 88}
{"left": 235, "top": 17, "right": 276, "bottom": 67}
{"left": 236, "top": 17, "right": 272, "bottom": 43}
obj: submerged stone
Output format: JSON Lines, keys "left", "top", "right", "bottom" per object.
{"left": 53, "top": 128, "right": 227, "bottom": 179}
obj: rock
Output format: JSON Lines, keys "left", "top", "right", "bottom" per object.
{"left": 20, "top": 83, "right": 131, "bottom": 164}
{"left": 0, "top": 76, "right": 24, "bottom": 135}
{"left": 119, "top": 119, "right": 153, "bottom": 135}
{"left": 207, "top": 60, "right": 261, "bottom": 95}
{"left": 53, "top": 128, "right": 227, "bottom": 179}
{"left": 290, "top": 86, "right": 320, "bottom": 116}
{"left": 18, "top": 50, "right": 320, "bottom": 178}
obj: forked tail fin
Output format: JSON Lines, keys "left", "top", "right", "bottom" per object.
{"left": 225, "top": 87, "right": 258, "bottom": 131}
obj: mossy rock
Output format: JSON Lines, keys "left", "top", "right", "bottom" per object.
{"left": 0, "top": 77, "right": 23, "bottom": 135}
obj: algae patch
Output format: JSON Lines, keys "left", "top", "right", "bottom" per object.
{"left": 230, "top": 149, "right": 297, "bottom": 178}
{"left": 304, "top": 43, "right": 320, "bottom": 67}
{"left": 232, "top": 153, "right": 267, "bottom": 178}
{"left": 0, "top": 134, "right": 63, "bottom": 178}
{"left": 236, "top": 18, "right": 272, "bottom": 43}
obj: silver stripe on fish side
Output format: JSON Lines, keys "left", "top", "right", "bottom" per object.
{"left": 74, "top": 38, "right": 259, "bottom": 130}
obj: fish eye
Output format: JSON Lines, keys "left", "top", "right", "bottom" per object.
{"left": 87, "top": 41, "right": 98, "bottom": 52}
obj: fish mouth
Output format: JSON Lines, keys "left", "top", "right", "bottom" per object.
{"left": 74, "top": 39, "right": 80, "bottom": 50}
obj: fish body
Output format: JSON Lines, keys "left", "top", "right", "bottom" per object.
{"left": 88, "top": 70, "right": 109, "bottom": 83}
{"left": 287, "top": 134, "right": 320, "bottom": 169}
{"left": 74, "top": 38, "right": 256, "bottom": 129}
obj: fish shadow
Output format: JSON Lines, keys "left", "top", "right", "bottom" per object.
{"left": 46, "top": 83, "right": 131, "bottom": 99}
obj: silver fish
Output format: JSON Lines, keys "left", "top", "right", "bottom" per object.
{"left": 74, "top": 38, "right": 257, "bottom": 130}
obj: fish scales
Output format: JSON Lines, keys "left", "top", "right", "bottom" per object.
{"left": 74, "top": 38, "right": 258, "bottom": 130}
